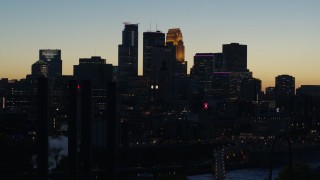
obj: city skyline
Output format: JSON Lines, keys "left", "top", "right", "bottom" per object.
{"left": 1, "top": 1, "right": 320, "bottom": 89}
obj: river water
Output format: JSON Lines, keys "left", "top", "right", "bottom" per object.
{"left": 188, "top": 168, "right": 280, "bottom": 180}
{"left": 188, "top": 162, "right": 320, "bottom": 180}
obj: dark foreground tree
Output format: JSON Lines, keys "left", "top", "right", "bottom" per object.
{"left": 277, "top": 162, "right": 310, "bottom": 180}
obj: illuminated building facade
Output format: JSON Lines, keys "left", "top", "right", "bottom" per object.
{"left": 31, "top": 60, "right": 48, "bottom": 77}
{"left": 252, "top": 114, "right": 292, "bottom": 137}
{"left": 166, "top": 28, "right": 185, "bottom": 62}
{"left": 31, "top": 49, "right": 62, "bottom": 78}
{"left": 166, "top": 28, "right": 187, "bottom": 78}
{"left": 40, "top": 49, "right": 62, "bottom": 77}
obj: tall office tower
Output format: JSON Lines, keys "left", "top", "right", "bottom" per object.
{"left": 31, "top": 49, "right": 62, "bottom": 78}
{"left": 213, "top": 53, "right": 224, "bottom": 72}
{"left": 191, "top": 53, "right": 224, "bottom": 81}
{"left": 32, "top": 60, "right": 49, "bottom": 77}
{"left": 223, "top": 43, "right": 247, "bottom": 72}
{"left": 275, "top": 74, "right": 295, "bottom": 97}
{"left": 40, "top": 49, "right": 62, "bottom": 77}
{"left": 191, "top": 53, "right": 215, "bottom": 81}
{"left": 149, "top": 46, "right": 175, "bottom": 80}
{"left": 74, "top": 56, "right": 113, "bottom": 148}
{"left": 74, "top": 56, "right": 113, "bottom": 87}
{"left": 191, "top": 53, "right": 215, "bottom": 98}
{"left": 118, "top": 23, "right": 139, "bottom": 79}
{"left": 166, "top": 28, "right": 184, "bottom": 62}
{"left": 143, "top": 31, "right": 165, "bottom": 78}
{"left": 166, "top": 28, "right": 187, "bottom": 77}
{"left": 30, "top": 50, "right": 67, "bottom": 135}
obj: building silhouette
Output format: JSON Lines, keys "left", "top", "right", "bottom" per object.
{"left": 191, "top": 53, "right": 216, "bottom": 98}
{"left": 297, "top": 85, "right": 320, "bottom": 96}
{"left": 118, "top": 23, "right": 139, "bottom": 79}
{"left": 223, "top": 43, "right": 247, "bottom": 72}
{"left": 274, "top": 75, "right": 295, "bottom": 113}
{"left": 166, "top": 28, "right": 187, "bottom": 78}
{"left": 240, "top": 78, "right": 261, "bottom": 102}
{"left": 275, "top": 74, "right": 295, "bottom": 97}
{"left": 4, "top": 23, "right": 320, "bottom": 180}
{"left": 266, "top": 87, "right": 275, "bottom": 96}
{"left": 143, "top": 31, "right": 165, "bottom": 78}
{"left": 32, "top": 60, "right": 49, "bottom": 77}
{"left": 32, "top": 50, "right": 62, "bottom": 78}
{"left": 73, "top": 56, "right": 113, "bottom": 148}
{"left": 74, "top": 56, "right": 113, "bottom": 87}
{"left": 212, "top": 71, "right": 252, "bottom": 101}
{"left": 191, "top": 53, "right": 215, "bottom": 81}
{"left": 166, "top": 28, "right": 185, "bottom": 62}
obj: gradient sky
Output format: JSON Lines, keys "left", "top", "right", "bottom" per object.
{"left": 1, "top": 0, "right": 320, "bottom": 90}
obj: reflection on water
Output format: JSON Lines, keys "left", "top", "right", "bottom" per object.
{"left": 188, "top": 168, "right": 280, "bottom": 180}
{"left": 188, "top": 162, "right": 320, "bottom": 180}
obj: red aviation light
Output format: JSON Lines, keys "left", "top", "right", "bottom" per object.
{"left": 203, "top": 102, "right": 209, "bottom": 110}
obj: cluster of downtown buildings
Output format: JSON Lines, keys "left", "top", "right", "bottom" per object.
{"left": 1, "top": 23, "right": 320, "bottom": 179}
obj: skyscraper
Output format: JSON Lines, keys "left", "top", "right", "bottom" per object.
{"left": 143, "top": 31, "right": 165, "bottom": 78}
{"left": 73, "top": 56, "right": 113, "bottom": 149}
{"left": 191, "top": 53, "right": 224, "bottom": 81}
{"left": 223, "top": 43, "right": 247, "bottom": 72}
{"left": 118, "top": 23, "right": 139, "bottom": 79}
{"left": 149, "top": 46, "right": 175, "bottom": 81}
{"left": 31, "top": 49, "right": 62, "bottom": 78}
{"left": 191, "top": 53, "right": 216, "bottom": 98}
{"left": 166, "top": 28, "right": 187, "bottom": 78}
{"left": 73, "top": 56, "right": 113, "bottom": 88}
{"left": 191, "top": 53, "right": 215, "bottom": 81}
{"left": 275, "top": 74, "right": 295, "bottom": 96}
{"left": 31, "top": 60, "right": 48, "bottom": 77}
{"left": 39, "top": 49, "right": 62, "bottom": 77}
{"left": 166, "top": 28, "right": 185, "bottom": 62}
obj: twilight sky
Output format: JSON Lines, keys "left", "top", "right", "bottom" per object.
{"left": 0, "top": 0, "right": 319, "bottom": 89}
